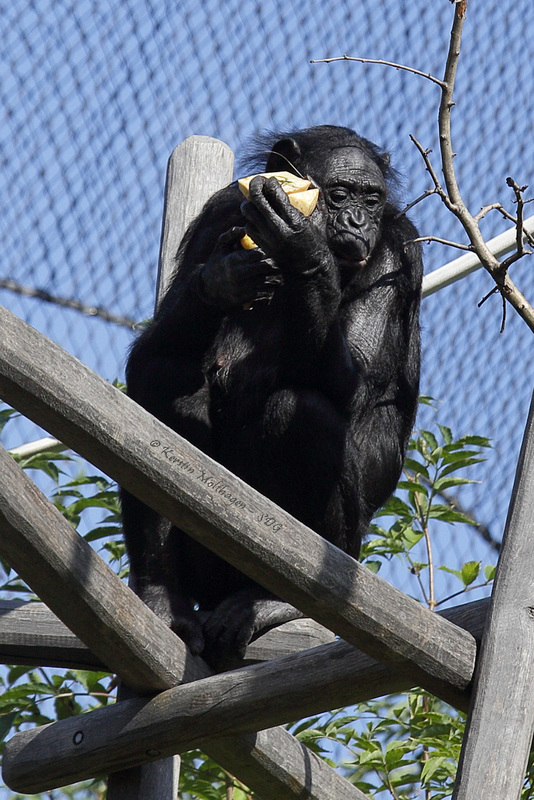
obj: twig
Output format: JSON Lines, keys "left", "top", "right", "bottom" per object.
{"left": 407, "top": 236, "right": 472, "bottom": 251}
{"left": 409, "top": 136, "right": 455, "bottom": 211}
{"left": 310, "top": 55, "right": 446, "bottom": 88}
{"left": 396, "top": 187, "right": 439, "bottom": 218}
{"left": 475, "top": 203, "right": 505, "bottom": 222}
{"left": 500, "top": 178, "right": 531, "bottom": 271}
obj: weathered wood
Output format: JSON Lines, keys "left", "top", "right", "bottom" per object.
{"left": 0, "top": 304, "right": 477, "bottom": 698}
{"left": 111, "top": 134, "right": 233, "bottom": 800}
{"left": 105, "top": 762, "right": 180, "bottom": 800}
{"left": 452, "top": 390, "right": 534, "bottom": 800}
{"left": 155, "top": 135, "right": 234, "bottom": 301}
{"left": 0, "top": 439, "right": 368, "bottom": 800}
{"left": 1, "top": 601, "right": 488, "bottom": 794}
{"left": 0, "top": 597, "right": 487, "bottom": 674}
{"left": 0, "top": 609, "right": 476, "bottom": 794}
{"left": 106, "top": 683, "right": 181, "bottom": 800}
{"left": 207, "top": 728, "right": 372, "bottom": 800}
{"left": 0, "top": 600, "right": 103, "bottom": 669}
{"left": 3, "top": 594, "right": 489, "bottom": 793}
{"left": 0, "top": 599, "right": 335, "bottom": 667}
{"left": 0, "top": 444, "right": 208, "bottom": 693}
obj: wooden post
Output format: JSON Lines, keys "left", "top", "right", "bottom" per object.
{"left": 108, "top": 135, "right": 234, "bottom": 799}
{"left": 155, "top": 135, "right": 235, "bottom": 302}
{"left": 452, "top": 389, "right": 534, "bottom": 799}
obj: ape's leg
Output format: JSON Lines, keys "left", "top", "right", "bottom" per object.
{"left": 204, "top": 388, "right": 360, "bottom": 657}
{"left": 121, "top": 490, "right": 206, "bottom": 654}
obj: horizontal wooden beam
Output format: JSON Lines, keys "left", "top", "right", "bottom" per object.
{"left": 0, "top": 304, "right": 476, "bottom": 699}
{"left": 0, "top": 599, "right": 104, "bottom": 669}
{"left": 0, "top": 599, "right": 336, "bottom": 669}
{"left": 0, "top": 597, "right": 487, "bottom": 688}
{"left": 3, "top": 597, "right": 488, "bottom": 793}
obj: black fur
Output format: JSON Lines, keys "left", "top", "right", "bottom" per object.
{"left": 122, "top": 125, "right": 423, "bottom": 658}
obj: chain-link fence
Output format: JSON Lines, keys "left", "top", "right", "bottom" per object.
{"left": 2, "top": 0, "right": 533, "bottom": 597}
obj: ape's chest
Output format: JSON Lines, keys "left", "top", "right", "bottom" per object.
{"left": 205, "top": 312, "right": 281, "bottom": 396}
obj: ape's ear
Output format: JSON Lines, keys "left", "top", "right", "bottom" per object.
{"left": 378, "top": 151, "right": 391, "bottom": 174}
{"left": 265, "top": 138, "right": 302, "bottom": 174}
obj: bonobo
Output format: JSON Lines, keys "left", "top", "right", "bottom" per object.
{"left": 122, "top": 125, "right": 423, "bottom": 658}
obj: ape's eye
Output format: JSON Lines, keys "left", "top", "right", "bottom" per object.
{"left": 328, "top": 189, "right": 348, "bottom": 205}
{"left": 365, "top": 194, "right": 382, "bottom": 209}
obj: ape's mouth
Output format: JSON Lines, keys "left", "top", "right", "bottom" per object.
{"left": 330, "top": 232, "right": 369, "bottom": 266}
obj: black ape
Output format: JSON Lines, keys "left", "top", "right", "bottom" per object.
{"left": 122, "top": 125, "right": 423, "bottom": 657}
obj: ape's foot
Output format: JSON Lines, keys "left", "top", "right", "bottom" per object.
{"left": 202, "top": 587, "right": 303, "bottom": 664}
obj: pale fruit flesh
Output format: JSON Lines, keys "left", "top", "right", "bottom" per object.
{"left": 238, "top": 172, "right": 319, "bottom": 249}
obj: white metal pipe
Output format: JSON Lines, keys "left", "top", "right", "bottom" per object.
{"left": 422, "top": 215, "right": 534, "bottom": 298}
{"left": 9, "top": 437, "right": 65, "bottom": 458}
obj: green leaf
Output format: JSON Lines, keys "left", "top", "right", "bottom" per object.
{"left": 364, "top": 560, "right": 381, "bottom": 573}
{"left": 438, "top": 425, "right": 453, "bottom": 445}
{"left": 420, "top": 429, "right": 439, "bottom": 452}
{"left": 403, "top": 457, "right": 430, "bottom": 479}
{"left": 421, "top": 755, "right": 447, "bottom": 782}
{"left": 0, "top": 711, "right": 17, "bottom": 742}
{"left": 461, "top": 561, "right": 481, "bottom": 586}
{"left": 433, "top": 476, "right": 476, "bottom": 492}
{"left": 484, "top": 564, "right": 496, "bottom": 581}
{"left": 427, "top": 506, "right": 475, "bottom": 524}
{"left": 397, "top": 480, "right": 428, "bottom": 495}
{"left": 439, "top": 566, "right": 463, "bottom": 581}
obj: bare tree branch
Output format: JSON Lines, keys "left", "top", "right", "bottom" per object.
{"left": 312, "top": 0, "right": 534, "bottom": 333}
{"left": 433, "top": 3, "right": 534, "bottom": 332}
{"left": 310, "top": 55, "right": 446, "bottom": 88}
{"left": 408, "top": 236, "right": 472, "bottom": 251}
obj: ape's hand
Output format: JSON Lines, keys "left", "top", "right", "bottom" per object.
{"left": 242, "top": 177, "right": 333, "bottom": 276}
{"left": 197, "top": 226, "right": 281, "bottom": 309}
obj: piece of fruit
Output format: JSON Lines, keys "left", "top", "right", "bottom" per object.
{"left": 285, "top": 188, "right": 319, "bottom": 216}
{"left": 238, "top": 172, "right": 319, "bottom": 248}
{"left": 240, "top": 233, "right": 258, "bottom": 250}
{"left": 238, "top": 170, "right": 311, "bottom": 199}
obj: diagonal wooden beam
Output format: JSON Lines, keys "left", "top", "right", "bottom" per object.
{"left": 0, "top": 304, "right": 476, "bottom": 699}
{"left": 0, "top": 441, "right": 375, "bottom": 800}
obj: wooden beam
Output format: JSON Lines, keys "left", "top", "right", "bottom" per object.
{"left": 0, "top": 445, "right": 368, "bottom": 800}
{"left": 0, "top": 596, "right": 487, "bottom": 684}
{"left": 0, "top": 444, "right": 208, "bottom": 692}
{"left": 0, "top": 599, "right": 104, "bottom": 669}
{"left": 0, "top": 304, "right": 477, "bottom": 699}
{"left": 3, "top": 593, "right": 491, "bottom": 794}
{"left": 452, "top": 390, "right": 534, "bottom": 799}
{"left": 2, "top": 599, "right": 484, "bottom": 794}
{"left": 0, "top": 599, "right": 335, "bottom": 668}
{"left": 109, "top": 133, "right": 234, "bottom": 800}
{"left": 155, "top": 135, "right": 234, "bottom": 302}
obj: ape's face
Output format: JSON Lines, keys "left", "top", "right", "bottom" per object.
{"left": 312, "top": 147, "right": 387, "bottom": 270}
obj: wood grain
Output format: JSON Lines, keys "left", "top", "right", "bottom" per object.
{"left": 155, "top": 135, "right": 234, "bottom": 301}
{"left": 0, "top": 614, "right": 475, "bottom": 793}
{"left": 2, "top": 599, "right": 488, "bottom": 792}
{"left": 453, "top": 390, "right": 534, "bottom": 800}
{"left": 0, "top": 303, "right": 477, "bottom": 695}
